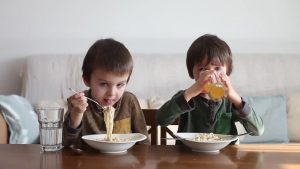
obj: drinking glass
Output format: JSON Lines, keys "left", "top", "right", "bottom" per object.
{"left": 36, "top": 107, "right": 64, "bottom": 152}
{"left": 203, "top": 70, "right": 227, "bottom": 101}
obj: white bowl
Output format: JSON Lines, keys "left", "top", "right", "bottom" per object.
{"left": 175, "top": 133, "right": 238, "bottom": 153}
{"left": 82, "top": 133, "right": 147, "bottom": 154}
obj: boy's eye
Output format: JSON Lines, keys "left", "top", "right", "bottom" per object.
{"left": 117, "top": 83, "right": 126, "bottom": 88}
{"left": 99, "top": 82, "right": 108, "bottom": 87}
{"left": 199, "top": 67, "right": 206, "bottom": 71}
{"left": 215, "top": 67, "right": 222, "bottom": 71}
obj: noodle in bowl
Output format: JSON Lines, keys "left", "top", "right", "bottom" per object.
{"left": 175, "top": 133, "right": 238, "bottom": 153}
{"left": 82, "top": 133, "right": 147, "bottom": 153}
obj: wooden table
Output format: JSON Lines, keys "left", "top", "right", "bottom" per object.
{"left": 0, "top": 144, "right": 300, "bottom": 169}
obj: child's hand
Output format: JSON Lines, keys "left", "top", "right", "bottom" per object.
{"left": 67, "top": 92, "right": 88, "bottom": 128}
{"left": 219, "top": 72, "right": 243, "bottom": 108}
{"left": 184, "top": 70, "right": 214, "bottom": 102}
{"left": 68, "top": 92, "right": 88, "bottom": 114}
{"left": 219, "top": 72, "right": 235, "bottom": 98}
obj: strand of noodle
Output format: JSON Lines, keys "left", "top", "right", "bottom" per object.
{"left": 103, "top": 106, "right": 115, "bottom": 141}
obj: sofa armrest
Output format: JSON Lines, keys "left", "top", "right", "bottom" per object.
{"left": 0, "top": 111, "right": 8, "bottom": 144}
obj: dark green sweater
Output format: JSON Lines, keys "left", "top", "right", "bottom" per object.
{"left": 157, "top": 91, "right": 264, "bottom": 136}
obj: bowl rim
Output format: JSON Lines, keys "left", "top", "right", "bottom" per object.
{"left": 175, "top": 132, "right": 238, "bottom": 143}
{"left": 81, "top": 133, "right": 147, "bottom": 144}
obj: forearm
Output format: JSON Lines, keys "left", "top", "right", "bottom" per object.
{"left": 227, "top": 87, "right": 243, "bottom": 109}
{"left": 157, "top": 91, "right": 194, "bottom": 126}
{"left": 234, "top": 102, "right": 264, "bottom": 136}
{"left": 62, "top": 115, "right": 82, "bottom": 147}
{"left": 69, "top": 111, "right": 84, "bottom": 128}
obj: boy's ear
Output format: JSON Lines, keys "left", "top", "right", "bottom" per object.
{"left": 82, "top": 76, "right": 91, "bottom": 87}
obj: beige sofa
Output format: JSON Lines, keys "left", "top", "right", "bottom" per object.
{"left": 1, "top": 53, "right": 300, "bottom": 143}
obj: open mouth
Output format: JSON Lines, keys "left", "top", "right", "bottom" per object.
{"left": 103, "top": 99, "right": 115, "bottom": 106}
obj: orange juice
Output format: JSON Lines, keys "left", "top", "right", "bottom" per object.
{"left": 203, "top": 70, "right": 227, "bottom": 101}
{"left": 209, "top": 83, "right": 226, "bottom": 101}
{"left": 203, "top": 83, "right": 213, "bottom": 93}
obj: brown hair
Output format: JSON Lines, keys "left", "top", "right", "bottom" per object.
{"left": 186, "top": 34, "right": 232, "bottom": 78}
{"left": 82, "top": 38, "right": 133, "bottom": 82}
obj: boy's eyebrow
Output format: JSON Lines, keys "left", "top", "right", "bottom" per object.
{"left": 210, "top": 59, "right": 223, "bottom": 66}
{"left": 198, "top": 66, "right": 207, "bottom": 69}
{"left": 96, "top": 79, "right": 107, "bottom": 82}
{"left": 96, "top": 79, "right": 128, "bottom": 84}
{"left": 118, "top": 80, "right": 128, "bottom": 84}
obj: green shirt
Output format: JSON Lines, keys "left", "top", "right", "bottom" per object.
{"left": 157, "top": 91, "right": 264, "bottom": 136}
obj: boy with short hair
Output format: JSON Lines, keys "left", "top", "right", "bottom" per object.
{"left": 63, "top": 39, "right": 150, "bottom": 149}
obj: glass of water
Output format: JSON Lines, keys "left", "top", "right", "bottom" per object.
{"left": 36, "top": 107, "right": 64, "bottom": 152}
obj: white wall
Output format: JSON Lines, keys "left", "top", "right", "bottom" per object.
{"left": 1, "top": 0, "right": 300, "bottom": 95}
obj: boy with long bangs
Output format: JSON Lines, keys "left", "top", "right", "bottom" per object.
{"left": 157, "top": 34, "right": 264, "bottom": 139}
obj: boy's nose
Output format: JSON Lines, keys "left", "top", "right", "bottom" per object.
{"left": 107, "top": 86, "right": 117, "bottom": 95}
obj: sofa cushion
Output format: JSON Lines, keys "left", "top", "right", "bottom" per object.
{"left": 240, "top": 95, "right": 289, "bottom": 143}
{"left": 138, "top": 99, "right": 149, "bottom": 109}
{"left": 0, "top": 95, "right": 39, "bottom": 144}
{"left": 148, "top": 97, "right": 166, "bottom": 109}
{"left": 287, "top": 93, "right": 300, "bottom": 142}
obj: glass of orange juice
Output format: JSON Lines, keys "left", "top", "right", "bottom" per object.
{"left": 204, "top": 70, "right": 227, "bottom": 101}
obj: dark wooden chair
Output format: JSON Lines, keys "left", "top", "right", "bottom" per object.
{"left": 160, "top": 118, "right": 179, "bottom": 145}
{"left": 142, "top": 109, "right": 158, "bottom": 145}
{"left": 143, "top": 109, "right": 179, "bottom": 145}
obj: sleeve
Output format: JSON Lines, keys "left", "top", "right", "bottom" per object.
{"left": 156, "top": 91, "right": 195, "bottom": 126}
{"left": 62, "top": 103, "right": 83, "bottom": 148}
{"left": 129, "top": 94, "right": 150, "bottom": 145}
{"left": 233, "top": 98, "right": 264, "bottom": 136}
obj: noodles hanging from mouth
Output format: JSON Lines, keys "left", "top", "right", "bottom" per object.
{"left": 103, "top": 106, "right": 115, "bottom": 141}
{"left": 102, "top": 101, "right": 133, "bottom": 142}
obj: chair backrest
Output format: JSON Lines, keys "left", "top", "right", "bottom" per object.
{"left": 143, "top": 109, "right": 158, "bottom": 145}
{"left": 142, "top": 109, "right": 179, "bottom": 145}
{"left": 160, "top": 118, "right": 179, "bottom": 145}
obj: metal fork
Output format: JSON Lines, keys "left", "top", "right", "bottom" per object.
{"left": 221, "top": 132, "right": 252, "bottom": 140}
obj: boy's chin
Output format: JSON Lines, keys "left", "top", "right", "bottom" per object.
{"left": 102, "top": 102, "right": 117, "bottom": 107}
{"left": 102, "top": 104, "right": 114, "bottom": 108}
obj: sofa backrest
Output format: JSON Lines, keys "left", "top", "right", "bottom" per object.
{"left": 21, "top": 53, "right": 300, "bottom": 104}
{"left": 20, "top": 53, "right": 300, "bottom": 143}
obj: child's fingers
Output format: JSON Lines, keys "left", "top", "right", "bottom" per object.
{"left": 73, "top": 102, "right": 88, "bottom": 113}
{"left": 200, "top": 69, "right": 213, "bottom": 76}
{"left": 70, "top": 93, "right": 86, "bottom": 103}
{"left": 220, "top": 73, "right": 229, "bottom": 83}
{"left": 196, "top": 70, "right": 213, "bottom": 87}
{"left": 70, "top": 94, "right": 88, "bottom": 110}
{"left": 73, "top": 92, "right": 85, "bottom": 99}
{"left": 199, "top": 70, "right": 214, "bottom": 83}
